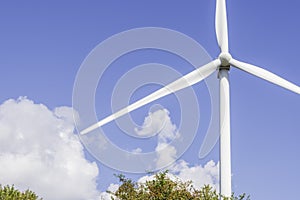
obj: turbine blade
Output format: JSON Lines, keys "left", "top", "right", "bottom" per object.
{"left": 215, "top": 0, "right": 229, "bottom": 52}
{"left": 80, "top": 59, "right": 221, "bottom": 135}
{"left": 230, "top": 59, "right": 300, "bottom": 94}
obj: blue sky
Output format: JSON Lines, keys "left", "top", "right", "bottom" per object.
{"left": 0, "top": 1, "right": 299, "bottom": 199}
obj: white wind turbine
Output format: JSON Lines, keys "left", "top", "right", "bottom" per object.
{"left": 80, "top": 0, "right": 300, "bottom": 197}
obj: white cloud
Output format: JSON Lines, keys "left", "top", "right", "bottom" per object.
{"left": 135, "top": 109, "right": 179, "bottom": 142}
{"left": 132, "top": 147, "right": 142, "bottom": 153}
{"left": 101, "top": 159, "right": 219, "bottom": 198}
{"left": 99, "top": 183, "right": 119, "bottom": 200}
{"left": 0, "top": 97, "right": 99, "bottom": 200}
{"left": 99, "top": 192, "right": 115, "bottom": 200}
{"left": 155, "top": 143, "right": 177, "bottom": 168}
{"left": 134, "top": 160, "right": 219, "bottom": 195}
{"left": 0, "top": 98, "right": 219, "bottom": 200}
{"left": 134, "top": 109, "right": 180, "bottom": 168}
{"left": 131, "top": 108, "right": 219, "bottom": 192}
{"left": 137, "top": 171, "right": 179, "bottom": 184}
{"left": 100, "top": 107, "right": 219, "bottom": 197}
{"left": 170, "top": 160, "right": 219, "bottom": 191}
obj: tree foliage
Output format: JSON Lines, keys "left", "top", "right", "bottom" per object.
{"left": 109, "top": 171, "right": 250, "bottom": 200}
{"left": 0, "top": 185, "right": 42, "bottom": 200}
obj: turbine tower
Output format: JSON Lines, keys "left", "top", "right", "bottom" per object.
{"left": 80, "top": 0, "right": 300, "bottom": 197}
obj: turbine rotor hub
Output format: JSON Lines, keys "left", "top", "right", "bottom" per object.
{"left": 219, "top": 52, "right": 232, "bottom": 68}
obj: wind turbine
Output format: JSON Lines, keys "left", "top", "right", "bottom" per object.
{"left": 80, "top": 0, "right": 300, "bottom": 197}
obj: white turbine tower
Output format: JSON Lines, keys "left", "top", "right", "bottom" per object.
{"left": 80, "top": 0, "right": 300, "bottom": 197}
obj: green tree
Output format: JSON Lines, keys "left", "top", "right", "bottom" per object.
{"left": 109, "top": 171, "right": 250, "bottom": 200}
{"left": 0, "top": 185, "right": 42, "bottom": 200}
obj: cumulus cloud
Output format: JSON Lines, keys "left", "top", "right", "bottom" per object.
{"left": 137, "top": 171, "right": 179, "bottom": 184}
{"left": 0, "top": 97, "right": 99, "bottom": 200}
{"left": 170, "top": 160, "right": 219, "bottom": 191}
{"left": 0, "top": 98, "right": 219, "bottom": 199}
{"left": 133, "top": 108, "right": 219, "bottom": 191}
{"left": 134, "top": 109, "right": 180, "bottom": 168}
{"left": 132, "top": 147, "right": 142, "bottom": 153}
{"left": 155, "top": 143, "right": 177, "bottom": 168}
{"left": 101, "top": 159, "right": 219, "bottom": 199}
{"left": 99, "top": 183, "right": 119, "bottom": 200}
{"left": 136, "top": 160, "right": 219, "bottom": 191}
{"left": 100, "top": 108, "right": 219, "bottom": 198}
{"left": 135, "top": 109, "right": 179, "bottom": 142}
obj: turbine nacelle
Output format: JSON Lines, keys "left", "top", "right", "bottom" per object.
{"left": 218, "top": 52, "right": 232, "bottom": 70}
